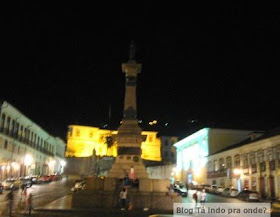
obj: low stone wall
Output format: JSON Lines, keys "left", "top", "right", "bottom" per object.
{"left": 72, "top": 191, "right": 181, "bottom": 210}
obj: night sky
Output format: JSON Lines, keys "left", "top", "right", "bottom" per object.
{"left": 1, "top": 2, "right": 280, "bottom": 141}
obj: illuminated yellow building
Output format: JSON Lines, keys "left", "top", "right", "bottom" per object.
{"left": 65, "top": 125, "right": 161, "bottom": 162}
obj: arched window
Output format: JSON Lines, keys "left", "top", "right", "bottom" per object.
{"left": 219, "top": 158, "right": 225, "bottom": 172}
{"left": 258, "top": 150, "right": 264, "bottom": 163}
{"left": 242, "top": 154, "right": 249, "bottom": 169}
{"left": 226, "top": 156, "right": 232, "bottom": 169}
{"left": 207, "top": 161, "right": 213, "bottom": 172}
{"left": 267, "top": 148, "right": 273, "bottom": 161}
{"left": 250, "top": 152, "right": 256, "bottom": 164}
{"left": 234, "top": 154, "right": 240, "bottom": 168}
{"left": 214, "top": 160, "right": 218, "bottom": 172}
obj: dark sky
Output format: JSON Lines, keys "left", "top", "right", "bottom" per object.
{"left": 1, "top": 2, "right": 280, "bottom": 141}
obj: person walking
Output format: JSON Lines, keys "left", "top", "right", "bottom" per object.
{"left": 6, "top": 190, "right": 14, "bottom": 217}
{"left": 26, "top": 193, "right": 33, "bottom": 215}
{"left": 200, "top": 189, "right": 207, "bottom": 208}
{"left": 192, "top": 190, "right": 198, "bottom": 208}
{"left": 119, "top": 187, "right": 127, "bottom": 210}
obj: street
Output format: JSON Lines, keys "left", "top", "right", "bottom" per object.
{"left": 1, "top": 181, "right": 280, "bottom": 217}
{"left": 0, "top": 177, "right": 73, "bottom": 213}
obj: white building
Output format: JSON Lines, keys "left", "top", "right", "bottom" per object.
{"left": 174, "top": 128, "right": 255, "bottom": 185}
{"left": 206, "top": 128, "right": 280, "bottom": 199}
{"left": 0, "top": 101, "right": 66, "bottom": 180}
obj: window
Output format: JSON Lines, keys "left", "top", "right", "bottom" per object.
{"left": 250, "top": 152, "right": 256, "bottom": 164}
{"left": 4, "top": 140, "right": 8, "bottom": 149}
{"left": 164, "top": 151, "right": 168, "bottom": 157}
{"left": 260, "top": 162, "right": 266, "bottom": 172}
{"left": 219, "top": 158, "right": 225, "bottom": 172}
{"left": 226, "top": 156, "right": 232, "bottom": 169}
{"left": 214, "top": 160, "right": 218, "bottom": 172}
{"left": 270, "top": 160, "right": 275, "bottom": 171}
{"left": 164, "top": 140, "right": 169, "bottom": 146}
{"left": 258, "top": 150, "right": 264, "bottom": 163}
{"left": 148, "top": 135, "right": 153, "bottom": 142}
{"left": 251, "top": 177, "right": 257, "bottom": 191}
{"left": 243, "top": 154, "right": 249, "bottom": 169}
{"left": 207, "top": 161, "right": 213, "bottom": 172}
{"left": 76, "top": 129, "right": 80, "bottom": 137}
{"left": 251, "top": 163, "right": 257, "bottom": 173}
{"left": 0, "top": 114, "right": 5, "bottom": 128}
{"left": 267, "top": 148, "right": 273, "bottom": 161}
{"left": 234, "top": 154, "right": 240, "bottom": 168}
{"left": 6, "top": 117, "right": 10, "bottom": 130}
{"left": 89, "top": 131, "right": 94, "bottom": 138}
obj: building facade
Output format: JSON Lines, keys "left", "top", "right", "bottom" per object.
{"left": 65, "top": 125, "right": 162, "bottom": 161}
{"left": 174, "top": 128, "right": 254, "bottom": 185}
{"left": 0, "top": 101, "right": 66, "bottom": 181}
{"left": 160, "top": 136, "right": 178, "bottom": 164}
{"left": 206, "top": 129, "right": 280, "bottom": 199}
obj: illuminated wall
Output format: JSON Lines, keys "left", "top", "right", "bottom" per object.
{"left": 174, "top": 128, "right": 209, "bottom": 184}
{"left": 65, "top": 125, "right": 161, "bottom": 161}
{"left": 174, "top": 128, "right": 255, "bottom": 184}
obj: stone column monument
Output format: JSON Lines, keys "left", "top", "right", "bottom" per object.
{"left": 107, "top": 41, "right": 148, "bottom": 178}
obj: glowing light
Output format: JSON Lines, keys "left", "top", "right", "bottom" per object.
{"left": 60, "top": 160, "right": 66, "bottom": 167}
{"left": 233, "top": 168, "right": 242, "bottom": 175}
{"left": 48, "top": 160, "right": 56, "bottom": 167}
{"left": 11, "top": 162, "right": 20, "bottom": 170}
{"left": 24, "top": 155, "right": 33, "bottom": 166}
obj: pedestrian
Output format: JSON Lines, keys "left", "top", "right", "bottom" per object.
{"left": 200, "top": 189, "right": 207, "bottom": 208}
{"left": 26, "top": 193, "right": 33, "bottom": 216}
{"left": 123, "top": 174, "right": 130, "bottom": 187}
{"left": 119, "top": 187, "right": 127, "bottom": 210}
{"left": 6, "top": 189, "right": 14, "bottom": 217}
{"left": 192, "top": 190, "right": 198, "bottom": 208}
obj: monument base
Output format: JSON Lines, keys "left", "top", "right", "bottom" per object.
{"left": 107, "top": 155, "right": 149, "bottom": 178}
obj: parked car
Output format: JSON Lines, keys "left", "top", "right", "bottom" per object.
{"left": 198, "top": 184, "right": 211, "bottom": 191}
{"left": 208, "top": 185, "right": 218, "bottom": 194}
{"left": 214, "top": 186, "right": 225, "bottom": 195}
{"left": 19, "top": 177, "right": 33, "bottom": 188}
{"left": 237, "top": 189, "right": 260, "bottom": 202}
{"left": 0, "top": 182, "right": 3, "bottom": 194}
{"left": 229, "top": 188, "right": 239, "bottom": 197}
{"left": 50, "top": 174, "right": 62, "bottom": 181}
{"left": 71, "top": 180, "right": 86, "bottom": 192}
{"left": 221, "top": 188, "right": 239, "bottom": 197}
{"left": 2, "top": 179, "right": 22, "bottom": 190}
{"left": 30, "top": 175, "right": 42, "bottom": 184}
{"left": 39, "top": 175, "right": 52, "bottom": 183}
{"left": 173, "top": 184, "right": 188, "bottom": 197}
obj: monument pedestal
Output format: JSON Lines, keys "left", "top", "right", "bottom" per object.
{"left": 107, "top": 119, "right": 149, "bottom": 178}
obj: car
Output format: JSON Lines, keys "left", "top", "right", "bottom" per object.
{"left": 19, "top": 177, "right": 33, "bottom": 188}
{"left": 50, "top": 174, "right": 62, "bottom": 181}
{"left": 0, "top": 182, "right": 3, "bottom": 194}
{"left": 173, "top": 184, "right": 188, "bottom": 197}
{"left": 221, "top": 187, "right": 239, "bottom": 197}
{"left": 71, "top": 180, "right": 86, "bottom": 192}
{"left": 39, "top": 175, "right": 52, "bottom": 183}
{"left": 208, "top": 185, "right": 218, "bottom": 194}
{"left": 237, "top": 189, "right": 260, "bottom": 202}
{"left": 2, "top": 179, "right": 22, "bottom": 190}
{"left": 214, "top": 186, "right": 225, "bottom": 195}
{"left": 30, "top": 175, "right": 42, "bottom": 184}
{"left": 229, "top": 188, "right": 239, "bottom": 197}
